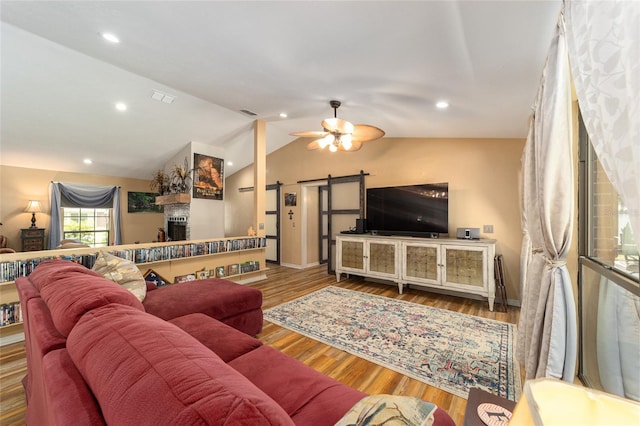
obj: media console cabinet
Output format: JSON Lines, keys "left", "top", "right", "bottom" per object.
{"left": 336, "top": 235, "right": 497, "bottom": 311}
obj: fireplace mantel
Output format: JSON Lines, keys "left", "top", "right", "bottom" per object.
{"left": 155, "top": 193, "right": 191, "bottom": 205}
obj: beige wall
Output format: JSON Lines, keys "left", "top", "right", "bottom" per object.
{"left": 0, "top": 165, "right": 163, "bottom": 249}
{"left": 227, "top": 136, "right": 526, "bottom": 301}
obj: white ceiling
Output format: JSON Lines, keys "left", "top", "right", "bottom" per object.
{"left": 0, "top": 1, "right": 561, "bottom": 179}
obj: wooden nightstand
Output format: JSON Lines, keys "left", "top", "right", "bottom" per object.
{"left": 21, "top": 228, "right": 45, "bottom": 251}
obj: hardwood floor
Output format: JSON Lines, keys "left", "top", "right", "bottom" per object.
{"left": 0, "top": 340, "right": 27, "bottom": 426}
{"left": 0, "top": 263, "right": 520, "bottom": 425}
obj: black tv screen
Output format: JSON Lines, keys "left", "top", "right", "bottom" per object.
{"left": 366, "top": 183, "right": 449, "bottom": 237}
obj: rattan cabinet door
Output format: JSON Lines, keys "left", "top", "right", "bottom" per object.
{"left": 442, "top": 245, "right": 487, "bottom": 291}
{"left": 367, "top": 241, "right": 397, "bottom": 277}
{"left": 402, "top": 242, "right": 441, "bottom": 286}
{"left": 340, "top": 240, "right": 365, "bottom": 271}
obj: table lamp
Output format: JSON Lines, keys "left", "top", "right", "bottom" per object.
{"left": 25, "top": 200, "right": 43, "bottom": 228}
{"left": 510, "top": 378, "right": 640, "bottom": 425}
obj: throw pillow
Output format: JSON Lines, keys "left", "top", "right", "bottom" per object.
{"left": 92, "top": 251, "right": 147, "bottom": 302}
{"left": 335, "top": 395, "right": 438, "bottom": 426}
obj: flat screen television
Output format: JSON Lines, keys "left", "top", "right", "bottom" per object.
{"left": 366, "top": 183, "right": 449, "bottom": 237}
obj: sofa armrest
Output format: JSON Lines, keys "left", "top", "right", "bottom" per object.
{"left": 32, "top": 349, "right": 105, "bottom": 426}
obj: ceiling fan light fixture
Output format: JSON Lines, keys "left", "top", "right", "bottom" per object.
{"left": 292, "top": 100, "right": 384, "bottom": 153}
{"left": 319, "top": 134, "right": 334, "bottom": 149}
{"left": 341, "top": 134, "right": 353, "bottom": 150}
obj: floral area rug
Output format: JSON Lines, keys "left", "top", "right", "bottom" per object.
{"left": 264, "top": 286, "right": 521, "bottom": 400}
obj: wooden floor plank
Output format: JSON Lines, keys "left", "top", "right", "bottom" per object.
{"left": 0, "top": 263, "right": 520, "bottom": 425}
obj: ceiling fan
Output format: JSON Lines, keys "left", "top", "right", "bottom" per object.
{"left": 290, "top": 100, "right": 385, "bottom": 152}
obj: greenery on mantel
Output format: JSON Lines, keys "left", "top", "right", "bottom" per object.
{"left": 150, "top": 157, "right": 193, "bottom": 195}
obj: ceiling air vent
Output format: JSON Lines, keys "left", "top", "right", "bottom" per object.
{"left": 240, "top": 109, "right": 258, "bottom": 117}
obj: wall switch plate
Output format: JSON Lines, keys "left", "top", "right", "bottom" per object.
{"left": 483, "top": 225, "right": 494, "bottom": 233}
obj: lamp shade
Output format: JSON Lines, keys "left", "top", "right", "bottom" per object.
{"left": 25, "top": 200, "right": 43, "bottom": 213}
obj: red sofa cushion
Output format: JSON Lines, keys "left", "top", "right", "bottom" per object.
{"left": 37, "top": 261, "right": 144, "bottom": 336}
{"left": 229, "top": 345, "right": 367, "bottom": 425}
{"left": 143, "top": 278, "right": 263, "bottom": 335}
{"left": 169, "top": 313, "right": 262, "bottom": 362}
{"left": 143, "top": 278, "right": 262, "bottom": 320}
{"left": 67, "top": 304, "right": 295, "bottom": 426}
{"left": 27, "top": 259, "right": 102, "bottom": 292}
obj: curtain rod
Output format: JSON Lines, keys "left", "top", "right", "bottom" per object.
{"left": 50, "top": 181, "right": 121, "bottom": 188}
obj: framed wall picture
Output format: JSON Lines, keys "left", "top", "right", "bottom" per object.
{"left": 128, "top": 192, "right": 163, "bottom": 213}
{"left": 174, "top": 274, "right": 196, "bottom": 284}
{"left": 284, "top": 192, "right": 297, "bottom": 206}
{"left": 193, "top": 153, "right": 224, "bottom": 200}
{"left": 195, "top": 268, "right": 209, "bottom": 280}
{"left": 227, "top": 264, "right": 239, "bottom": 276}
{"left": 215, "top": 266, "right": 226, "bottom": 278}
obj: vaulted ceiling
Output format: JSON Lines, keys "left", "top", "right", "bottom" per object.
{"left": 0, "top": 1, "right": 561, "bottom": 179}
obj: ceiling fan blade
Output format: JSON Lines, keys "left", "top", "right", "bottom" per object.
{"left": 290, "top": 130, "right": 328, "bottom": 138}
{"left": 351, "top": 124, "right": 385, "bottom": 143}
{"left": 339, "top": 140, "right": 363, "bottom": 152}
{"left": 322, "top": 118, "right": 354, "bottom": 134}
{"left": 306, "top": 139, "right": 324, "bottom": 150}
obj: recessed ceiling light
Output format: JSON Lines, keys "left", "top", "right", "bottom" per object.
{"left": 279, "top": 112, "right": 288, "bottom": 118}
{"left": 227, "top": 161, "right": 234, "bottom": 166}
{"left": 436, "top": 101, "right": 449, "bottom": 109}
{"left": 83, "top": 159, "right": 93, "bottom": 165}
{"left": 115, "top": 102, "right": 127, "bottom": 111}
{"left": 101, "top": 32, "right": 120, "bottom": 43}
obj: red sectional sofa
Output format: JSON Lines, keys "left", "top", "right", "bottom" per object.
{"left": 17, "top": 259, "right": 455, "bottom": 426}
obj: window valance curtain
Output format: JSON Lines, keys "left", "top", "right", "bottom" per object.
{"left": 49, "top": 182, "right": 121, "bottom": 249}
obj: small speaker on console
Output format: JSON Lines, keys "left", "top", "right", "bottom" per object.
{"left": 356, "top": 218, "right": 366, "bottom": 234}
{"left": 456, "top": 227, "right": 480, "bottom": 239}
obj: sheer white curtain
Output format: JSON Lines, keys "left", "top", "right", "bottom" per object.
{"left": 565, "top": 0, "right": 640, "bottom": 400}
{"left": 517, "top": 17, "right": 577, "bottom": 381}
{"left": 565, "top": 0, "right": 640, "bottom": 251}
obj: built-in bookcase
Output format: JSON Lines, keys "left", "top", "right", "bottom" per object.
{"left": 0, "top": 237, "right": 267, "bottom": 345}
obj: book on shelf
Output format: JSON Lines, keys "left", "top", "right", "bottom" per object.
{"left": 0, "top": 254, "right": 96, "bottom": 283}
{"left": 240, "top": 260, "right": 260, "bottom": 274}
{"left": 0, "top": 301, "right": 22, "bottom": 326}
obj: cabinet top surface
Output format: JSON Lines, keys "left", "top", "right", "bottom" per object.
{"left": 337, "top": 234, "right": 496, "bottom": 244}
{"left": 0, "top": 236, "right": 265, "bottom": 261}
